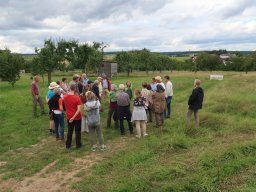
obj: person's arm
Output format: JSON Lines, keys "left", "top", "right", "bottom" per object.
{"left": 69, "top": 104, "right": 81, "bottom": 123}
{"left": 59, "top": 99, "right": 63, "bottom": 112}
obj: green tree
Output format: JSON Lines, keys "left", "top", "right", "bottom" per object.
{"left": 0, "top": 49, "right": 24, "bottom": 87}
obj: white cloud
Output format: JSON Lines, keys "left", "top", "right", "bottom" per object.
{"left": 0, "top": 0, "right": 255, "bottom": 53}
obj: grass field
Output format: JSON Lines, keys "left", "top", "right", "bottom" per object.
{"left": 0, "top": 71, "right": 256, "bottom": 192}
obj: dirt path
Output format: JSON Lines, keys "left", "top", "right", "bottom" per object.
{"left": 0, "top": 136, "right": 134, "bottom": 192}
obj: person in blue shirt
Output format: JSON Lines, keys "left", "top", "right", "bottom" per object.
{"left": 150, "top": 78, "right": 157, "bottom": 92}
{"left": 46, "top": 82, "right": 57, "bottom": 134}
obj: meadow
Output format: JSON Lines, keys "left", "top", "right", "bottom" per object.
{"left": 0, "top": 71, "right": 256, "bottom": 192}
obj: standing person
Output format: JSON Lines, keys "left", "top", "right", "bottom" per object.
{"left": 150, "top": 78, "right": 157, "bottom": 92}
{"left": 152, "top": 84, "right": 166, "bottom": 128}
{"left": 48, "top": 88, "right": 65, "bottom": 141}
{"left": 46, "top": 82, "right": 57, "bottom": 134}
{"left": 69, "top": 74, "right": 80, "bottom": 94}
{"left": 125, "top": 80, "right": 133, "bottom": 100}
{"left": 117, "top": 84, "right": 133, "bottom": 135}
{"left": 97, "top": 77, "right": 103, "bottom": 97}
{"left": 80, "top": 85, "right": 90, "bottom": 133}
{"left": 81, "top": 73, "right": 89, "bottom": 86}
{"left": 85, "top": 91, "right": 106, "bottom": 152}
{"left": 132, "top": 90, "right": 148, "bottom": 138}
{"left": 92, "top": 80, "right": 100, "bottom": 99}
{"left": 155, "top": 76, "right": 166, "bottom": 90}
{"left": 31, "top": 75, "right": 45, "bottom": 117}
{"left": 107, "top": 84, "right": 119, "bottom": 129}
{"left": 101, "top": 74, "right": 111, "bottom": 100}
{"left": 186, "top": 79, "right": 204, "bottom": 128}
{"left": 164, "top": 75, "right": 173, "bottom": 118}
{"left": 141, "top": 82, "right": 153, "bottom": 122}
{"left": 63, "top": 84, "right": 82, "bottom": 149}
{"left": 60, "top": 77, "right": 69, "bottom": 93}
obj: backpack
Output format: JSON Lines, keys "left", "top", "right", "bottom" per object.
{"left": 86, "top": 101, "right": 100, "bottom": 126}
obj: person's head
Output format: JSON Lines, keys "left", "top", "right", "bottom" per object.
{"left": 34, "top": 75, "right": 40, "bottom": 82}
{"left": 48, "top": 82, "right": 57, "bottom": 90}
{"left": 142, "top": 82, "right": 148, "bottom": 88}
{"left": 194, "top": 79, "right": 201, "bottom": 87}
{"left": 56, "top": 80, "right": 60, "bottom": 85}
{"left": 155, "top": 76, "right": 162, "bottom": 83}
{"left": 97, "top": 77, "right": 102, "bottom": 82}
{"left": 54, "top": 88, "right": 61, "bottom": 95}
{"left": 156, "top": 84, "right": 165, "bottom": 93}
{"left": 94, "top": 80, "right": 99, "bottom": 86}
{"left": 102, "top": 73, "right": 107, "bottom": 79}
{"left": 82, "top": 73, "right": 87, "bottom": 79}
{"left": 62, "top": 77, "right": 67, "bottom": 83}
{"left": 86, "top": 91, "right": 96, "bottom": 101}
{"left": 119, "top": 84, "right": 125, "bottom": 91}
{"left": 135, "top": 89, "right": 142, "bottom": 98}
{"left": 126, "top": 80, "right": 132, "bottom": 88}
{"left": 73, "top": 74, "right": 79, "bottom": 82}
{"left": 164, "top": 75, "right": 170, "bottom": 81}
{"left": 111, "top": 84, "right": 117, "bottom": 91}
{"left": 70, "top": 84, "right": 76, "bottom": 92}
{"left": 146, "top": 84, "right": 152, "bottom": 91}
{"left": 152, "top": 77, "right": 156, "bottom": 83}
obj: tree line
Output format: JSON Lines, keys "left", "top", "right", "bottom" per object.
{"left": 0, "top": 39, "right": 256, "bottom": 87}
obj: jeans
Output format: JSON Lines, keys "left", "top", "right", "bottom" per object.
{"left": 32, "top": 95, "right": 45, "bottom": 116}
{"left": 66, "top": 120, "right": 81, "bottom": 148}
{"left": 164, "top": 96, "right": 172, "bottom": 117}
{"left": 186, "top": 109, "right": 199, "bottom": 128}
{"left": 53, "top": 113, "right": 65, "bottom": 139}
{"left": 88, "top": 125, "right": 104, "bottom": 146}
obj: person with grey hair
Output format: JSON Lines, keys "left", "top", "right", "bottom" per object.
{"left": 117, "top": 84, "right": 133, "bottom": 135}
{"left": 186, "top": 79, "right": 204, "bottom": 128}
{"left": 48, "top": 88, "right": 65, "bottom": 141}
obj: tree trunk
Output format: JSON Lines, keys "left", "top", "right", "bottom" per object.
{"left": 47, "top": 71, "right": 52, "bottom": 86}
{"left": 127, "top": 69, "right": 130, "bottom": 77}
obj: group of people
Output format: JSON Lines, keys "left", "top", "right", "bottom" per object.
{"left": 31, "top": 73, "right": 204, "bottom": 151}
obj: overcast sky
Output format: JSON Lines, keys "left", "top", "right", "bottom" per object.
{"left": 0, "top": 0, "right": 255, "bottom": 53}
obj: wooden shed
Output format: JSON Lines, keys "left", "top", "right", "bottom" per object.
{"left": 99, "top": 61, "right": 118, "bottom": 79}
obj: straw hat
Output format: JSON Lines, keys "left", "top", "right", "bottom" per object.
{"left": 155, "top": 76, "right": 162, "bottom": 82}
{"left": 48, "top": 82, "right": 57, "bottom": 90}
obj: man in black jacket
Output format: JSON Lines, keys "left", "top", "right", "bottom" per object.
{"left": 186, "top": 79, "right": 204, "bottom": 128}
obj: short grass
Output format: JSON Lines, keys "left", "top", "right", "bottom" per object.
{"left": 0, "top": 71, "right": 256, "bottom": 191}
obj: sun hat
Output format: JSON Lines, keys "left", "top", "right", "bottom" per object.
{"left": 155, "top": 76, "right": 162, "bottom": 82}
{"left": 48, "top": 82, "right": 57, "bottom": 90}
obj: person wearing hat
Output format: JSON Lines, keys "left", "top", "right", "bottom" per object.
{"left": 107, "top": 84, "right": 119, "bottom": 128}
{"left": 46, "top": 82, "right": 57, "bottom": 134}
{"left": 155, "top": 76, "right": 166, "bottom": 90}
{"left": 31, "top": 75, "right": 45, "bottom": 117}
{"left": 152, "top": 84, "right": 166, "bottom": 128}
{"left": 117, "top": 84, "right": 133, "bottom": 135}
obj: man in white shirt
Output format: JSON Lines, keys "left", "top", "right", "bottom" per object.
{"left": 164, "top": 75, "right": 173, "bottom": 118}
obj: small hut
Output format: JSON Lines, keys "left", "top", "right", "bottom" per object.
{"left": 99, "top": 61, "right": 118, "bottom": 79}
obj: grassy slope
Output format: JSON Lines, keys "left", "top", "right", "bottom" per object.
{"left": 0, "top": 71, "right": 256, "bottom": 191}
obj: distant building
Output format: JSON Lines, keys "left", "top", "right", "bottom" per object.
{"left": 99, "top": 61, "right": 118, "bottom": 79}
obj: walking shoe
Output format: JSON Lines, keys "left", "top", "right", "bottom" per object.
{"left": 91, "top": 147, "right": 97, "bottom": 152}
{"left": 135, "top": 135, "right": 141, "bottom": 139}
{"left": 143, "top": 133, "right": 148, "bottom": 137}
{"left": 100, "top": 145, "right": 107, "bottom": 151}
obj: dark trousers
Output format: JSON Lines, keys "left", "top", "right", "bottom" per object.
{"left": 107, "top": 108, "right": 118, "bottom": 128}
{"left": 164, "top": 96, "right": 172, "bottom": 117}
{"left": 146, "top": 108, "right": 153, "bottom": 122}
{"left": 66, "top": 120, "right": 81, "bottom": 148}
{"left": 118, "top": 106, "right": 133, "bottom": 135}
{"left": 155, "top": 113, "right": 164, "bottom": 127}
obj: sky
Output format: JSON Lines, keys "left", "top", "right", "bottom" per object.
{"left": 0, "top": 0, "right": 256, "bottom": 53}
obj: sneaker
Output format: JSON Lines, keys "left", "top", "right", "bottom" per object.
{"left": 143, "top": 133, "right": 148, "bottom": 137}
{"left": 135, "top": 135, "right": 141, "bottom": 139}
{"left": 100, "top": 145, "right": 107, "bottom": 151}
{"left": 91, "top": 147, "right": 97, "bottom": 152}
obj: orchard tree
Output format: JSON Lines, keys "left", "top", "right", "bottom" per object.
{"left": 35, "top": 39, "right": 77, "bottom": 85}
{"left": 0, "top": 49, "right": 24, "bottom": 87}
{"left": 115, "top": 51, "right": 133, "bottom": 76}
